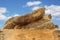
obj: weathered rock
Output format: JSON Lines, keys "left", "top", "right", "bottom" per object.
{"left": 2, "top": 29, "right": 57, "bottom": 40}
{"left": 3, "top": 8, "right": 58, "bottom": 29}
{"left": 0, "top": 8, "right": 59, "bottom": 40}
{"left": 3, "top": 8, "right": 45, "bottom": 29}
{"left": 14, "top": 19, "right": 58, "bottom": 29}
{"left": 43, "top": 14, "right": 52, "bottom": 20}
{"left": 14, "top": 14, "right": 58, "bottom": 29}
{"left": 12, "top": 8, "right": 45, "bottom": 25}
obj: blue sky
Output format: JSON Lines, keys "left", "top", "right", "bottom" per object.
{"left": 0, "top": 0, "right": 60, "bottom": 29}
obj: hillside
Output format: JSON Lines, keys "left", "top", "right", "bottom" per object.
{"left": 0, "top": 8, "right": 59, "bottom": 40}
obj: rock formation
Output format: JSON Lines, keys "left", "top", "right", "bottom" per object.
{"left": 0, "top": 8, "right": 59, "bottom": 40}
{"left": 3, "top": 8, "right": 45, "bottom": 29}
{"left": 3, "top": 8, "right": 58, "bottom": 29}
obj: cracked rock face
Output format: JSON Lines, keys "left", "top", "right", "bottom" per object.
{"left": 3, "top": 8, "right": 58, "bottom": 29}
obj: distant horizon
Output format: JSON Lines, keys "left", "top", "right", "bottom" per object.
{"left": 0, "top": 0, "right": 60, "bottom": 29}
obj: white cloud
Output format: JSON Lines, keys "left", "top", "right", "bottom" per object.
{"left": 45, "top": 5, "right": 60, "bottom": 17}
{"left": 56, "top": 18, "right": 60, "bottom": 20}
{"left": 0, "top": 7, "right": 7, "bottom": 20}
{"left": 0, "top": 7, "right": 7, "bottom": 14}
{"left": 13, "top": 14, "right": 20, "bottom": 17}
{"left": 32, "top": 6, "right": 40, "bottom": 11}
{"left": 0, "top": 7, "right": 20, "bottom": 20}
{"left": 7, "top": 14, "right": 20, "bottom": 20}
{"left": 26, "top": 1, "right": 42, "bottom": 6}
{"left": 7, "top": 16, "right": 12, "bottom": 19}
{"left": 0, "top": 14, "right": 7, "bottom": 20}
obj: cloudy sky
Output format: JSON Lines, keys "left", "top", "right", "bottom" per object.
{"left": 0, "top": 0, "right": 60, "bottom": 29}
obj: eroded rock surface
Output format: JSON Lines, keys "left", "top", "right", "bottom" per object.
{"left": 0, "top": 8, "right": 59, "bottom": 40}
{"left": 3, "top": 8, "right": 58, "bottom": 29}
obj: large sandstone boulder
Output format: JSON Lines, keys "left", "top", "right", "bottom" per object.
{"left": 3, "top": 8, "right": 58, "bottom": 29}
{"left": 0, "top": 8, "right": 59, "bottom": 40}
{"left": 3, "top": 8, "right": 45, "bottom": 29}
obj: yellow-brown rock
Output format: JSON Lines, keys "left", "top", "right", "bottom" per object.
{"left": 2, "top": 29, "right": 57, "bottom": 40}
{"left": 0, "top": 8, "right": 59, "bottom": 40}
{"left": 3, "top": 8, "right": 45, "bottom": 29}
{"left": 3, "top": 8, "right": 58, "bottom": 29}
{"left": 43, "top": 14, "right": 52, "bottom": 20}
